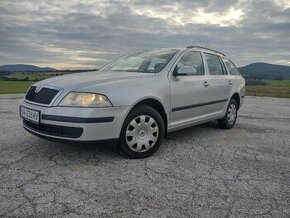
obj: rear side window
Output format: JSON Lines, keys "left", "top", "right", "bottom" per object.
{"left": 175, "top": 51, "right": 204, "bottom": 75}
{"left": 204, "top": 53, "right": 225, "bottom": 75}
{"left": 223, "top": 58, "right": 240, "bottom": 75}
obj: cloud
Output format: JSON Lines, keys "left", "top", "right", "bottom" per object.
{"left": 0, "top": 0, "right": 289, "bottom": 68}
{"left": 130, "top": 1, "right": 245, "bottom": 27}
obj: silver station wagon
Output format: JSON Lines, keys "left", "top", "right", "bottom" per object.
{"left": 20, "top": 46, "right": 245, "bottom": 158}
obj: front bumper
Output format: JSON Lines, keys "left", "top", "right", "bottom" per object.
{"left": 20, "top": 101, "right": 130, "bottom": 141}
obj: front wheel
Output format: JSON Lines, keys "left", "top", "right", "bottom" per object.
{"left": 218, "top": 99, "right": 238, "bottom": 129}
{"left": 118, "top": 105, "right": 165, "bottom": 158}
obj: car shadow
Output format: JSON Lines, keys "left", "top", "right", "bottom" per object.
{"left": 32, "top": 121, "right": 220, "bottom": 161}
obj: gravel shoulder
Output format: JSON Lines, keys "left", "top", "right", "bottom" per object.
{"left": 0, "top": 96, "right": 289, "bottom": 217}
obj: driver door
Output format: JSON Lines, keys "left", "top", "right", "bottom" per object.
{"left": 169, "top": 51, "right": 212, "bottom": 127}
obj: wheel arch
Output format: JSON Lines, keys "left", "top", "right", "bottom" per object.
{"left": 230, "top": 93, "right": 241, "bottom": 109}
{"left": 124, "top": 97, "right": 168, "bottom": 136}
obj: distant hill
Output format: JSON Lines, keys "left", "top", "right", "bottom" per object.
{"left": 0, "top": 64, "right": 56, "bottom": 72}
{"left": 238, "top": 63, "right": 290, "bottom": 80}
{"left": 1, "top": 62, "right": 290, "bottom": 80}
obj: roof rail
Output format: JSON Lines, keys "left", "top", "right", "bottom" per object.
{"left": 186, "top": 45, "right": 226, "bottom": 56}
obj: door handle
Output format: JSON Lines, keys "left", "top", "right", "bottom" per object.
{"left": 203, "top": 81, "right": 209, "bottom": 87}
{"left": 228, "top": 80, "right": 232, "bottom": 85}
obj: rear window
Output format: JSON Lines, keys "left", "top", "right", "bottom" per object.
{"left": 223, "top": 58, "right": 240, "bottom": 75}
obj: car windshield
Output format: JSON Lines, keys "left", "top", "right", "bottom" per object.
{"left": 100, "top": 49, "right": 178, "bottom": 73}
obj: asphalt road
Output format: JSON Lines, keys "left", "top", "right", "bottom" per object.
{"left": 0, "top": 95, "right": 290, "bottom": 217}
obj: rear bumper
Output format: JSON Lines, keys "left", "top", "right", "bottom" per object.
{"left": 20, "top": 101, "right": 130, "bottom": 141}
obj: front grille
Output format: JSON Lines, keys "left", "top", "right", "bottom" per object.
{"left": 23, "top": 119, "right": 83, "bottom": 138}
{"left": 25, "top": 86, "right": 59, "bottom": 105}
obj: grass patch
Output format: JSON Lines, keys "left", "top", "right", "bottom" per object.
{"left": 0, "top": 81, "right": 34, "bottom": 94}
{"left": 265, "top": 80, "right": 290, "bottom": 87}
{"left": 6, "top": 72, "right": 55, "bottom": 81}
{"left": 246, "top": 86, "right": 290, "bottom": 98}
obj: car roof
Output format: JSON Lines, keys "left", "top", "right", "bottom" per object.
{"left": 148, "top": 46, "right": 226, "bottom": 57}
{"left": 184, "top": 45, "right": 226, "bottom": 57}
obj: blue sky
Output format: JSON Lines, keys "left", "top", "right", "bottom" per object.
{"left": 0, "top": 0, "right": 289, "bottom": 69}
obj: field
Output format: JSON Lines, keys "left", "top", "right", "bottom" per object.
{"left": 246, "top": 80, "right": 290, "bottom": 98}
{"left": 5, "top": 72, "right": 58, "bottom": 81}
{"left": 246, "top": 86, "right": 290, "bottom": 98}
{"left": 0, "top": 72, "right": 61, "bottom": 94}
{"left": 0, "top": 81, "right": 34, "bottom": 94}
{"left": 265, "top": 79, "right": 290, "bottom": 86}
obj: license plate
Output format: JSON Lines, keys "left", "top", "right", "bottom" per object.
{"left": 20, "top": 106, "right": 40, "bottom": 123}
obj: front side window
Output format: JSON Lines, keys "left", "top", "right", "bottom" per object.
{"left": 204, "top": 53, "right": 225, "bottom": 75}
{"left": 100, "top": 50, "right": 178, "bottom": 73}
{"left": 223, "top": 58, "right": 240, "bottom": 75}
{"left": 175, "top": 51, "right": 204, "bottom": 75}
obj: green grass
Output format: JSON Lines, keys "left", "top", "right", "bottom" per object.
{"left": 246, "top": 86, "right": 290, "bottom": 98}
{"left": 6, "top": 72, "right": 55, "bottom": 81}
{"left": 246, "top": 79, "right": 290, "bottom": 98}
{"left": 0, "top": 81, "right": 34, "bottom": 94}
{"left": 265, "top": 80, "right": 290, "bottom": 87}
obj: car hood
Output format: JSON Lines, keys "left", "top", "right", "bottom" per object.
{"left": 36, "top": 71, "right": 155, "bottom": 90}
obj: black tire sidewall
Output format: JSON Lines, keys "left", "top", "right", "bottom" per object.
{"left": 118, "top": 105, "right": 165, "bottom": 158}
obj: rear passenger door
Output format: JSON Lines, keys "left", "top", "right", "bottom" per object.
{"left": 222, "top": 58, "right": 244, "bottom": 95}
{"left": 203, "top": 53, "right": 231, "bottom": 114}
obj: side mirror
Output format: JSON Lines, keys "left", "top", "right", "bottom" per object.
{"left": 173, "top": 66, "right": 198, "bottom": 76}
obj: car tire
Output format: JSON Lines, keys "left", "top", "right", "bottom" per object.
{"left": 118, "top": 105, "right": 165, "bottom": 158}
{"left": 218, "top": 99, "right": 238, "bottom": 129}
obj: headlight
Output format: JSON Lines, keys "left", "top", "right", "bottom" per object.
{"left": 59, "top": 92, "right": 112, "bottom": 107}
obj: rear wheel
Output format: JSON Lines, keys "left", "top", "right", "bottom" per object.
{"left": 218, "top": 99, "right": 238, "bottom": 129}
{"left": 118, "top": 105, "right": 165, "bottom": 158}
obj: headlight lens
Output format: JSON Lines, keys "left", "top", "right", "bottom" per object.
{"left": 59, "top": 92, "right": 112, "bottom": 107}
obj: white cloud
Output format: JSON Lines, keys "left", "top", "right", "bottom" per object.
{"left": 132, "top": 5, "right": 244, "bottom": 27}
{"left": 274, "top": 0, "right": 290, "bottom": 8}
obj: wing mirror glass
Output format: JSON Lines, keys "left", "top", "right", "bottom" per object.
{"left": 173, "top": 66, "right": 198, "bottom": 76}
